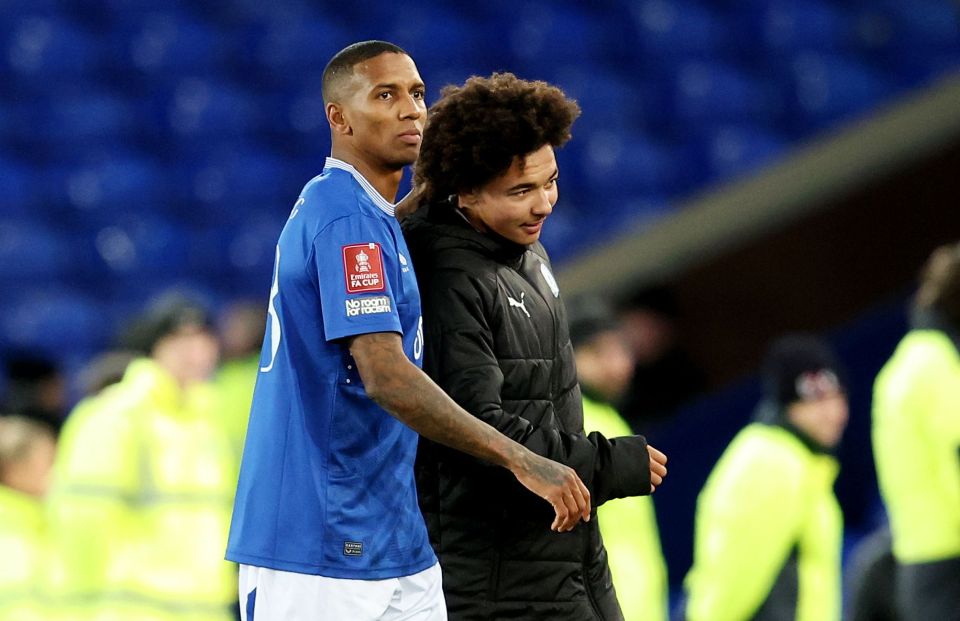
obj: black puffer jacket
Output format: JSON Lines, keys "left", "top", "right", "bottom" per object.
{"left": 403, "top": 202, "right": 652, "bottom": 621}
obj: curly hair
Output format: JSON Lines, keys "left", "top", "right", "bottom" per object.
{"left": 414, "top": 73, "right": 580, "bottom": 203}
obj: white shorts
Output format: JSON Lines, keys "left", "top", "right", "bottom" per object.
{"left": 239, "top": 563, "right": 447, "bottom": 621}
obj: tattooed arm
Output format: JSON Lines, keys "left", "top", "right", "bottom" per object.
{"left": 349, "top": 331, "right": 591, "bottom": 532}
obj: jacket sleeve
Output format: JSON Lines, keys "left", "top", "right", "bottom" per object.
{"left": 421, "top": 270, "right": 650, "bottom": 505}
{"left": 683, "top": 431, "right": 806, "bottom": 621}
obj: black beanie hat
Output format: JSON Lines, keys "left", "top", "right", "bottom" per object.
{"left": 761, "top": 334, "right": 843, "bottom": 406}
{"left": 566, "top": 296, "right": 620, "bottom": 348}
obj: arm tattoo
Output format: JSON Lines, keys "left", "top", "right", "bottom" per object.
{"left": 350, "top": 332, "right": 522, "bottom": 469}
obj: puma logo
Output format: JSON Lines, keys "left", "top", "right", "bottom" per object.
{"left": 507, "top": 292, "right": 531, "bottom": 318}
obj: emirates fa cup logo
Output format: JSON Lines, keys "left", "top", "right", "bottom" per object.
{"left": 356, "top": 249, "right": 371, "bottom": 273}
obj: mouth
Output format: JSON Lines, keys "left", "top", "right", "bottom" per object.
{"left": 521, "top": 221, "right": 544, "bottom": 235}
{"left": 398, "top": 130, "right": 422, "bottom": 145}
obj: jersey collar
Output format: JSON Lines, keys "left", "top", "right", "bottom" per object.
{"left": 324, "top": 157, "right": 397, "bottom": 217}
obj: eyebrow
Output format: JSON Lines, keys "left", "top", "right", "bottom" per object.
{"left": 506, "top": 167, "right": 559, "bottom": 193}
{"left": 372, "top": 81, "right": 426, "bottom": 91}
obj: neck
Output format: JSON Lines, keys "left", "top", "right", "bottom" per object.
{"left": 456, "top": 206, "right": 487, "bottom": 233}
{"left": 331, "top": 147, "right": 402, "bottom": 204}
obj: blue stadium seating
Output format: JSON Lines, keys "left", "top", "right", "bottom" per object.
{"left": 0, "top": 157, "right": 39, "bottom": 216}
{"left": 700, "top": 125, "right": 790, "bottom": 182}
{"left": 0, "top": 0, "right": 957, "bottom": 371}
{"left": 1, "top": 15, "right": 103, "bottom": 82}
{"left": 0, "top": 289, "right": 110, "bottom": 358}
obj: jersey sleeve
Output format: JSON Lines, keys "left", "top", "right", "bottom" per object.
{"left": 313, "top": 214, "right": 402, "bottom": 342}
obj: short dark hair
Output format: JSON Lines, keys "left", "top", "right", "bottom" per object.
{"left": 322, "top": 40, "right": 408, "bottom": 105}
{"left": 915, "top": 242, "right": 960, "bottom": 328}
{"left": 120, "top": 293, "right": 213, "bottom": 355}
{"left": 414, "top": 72, "right": 581, "bottom": 203}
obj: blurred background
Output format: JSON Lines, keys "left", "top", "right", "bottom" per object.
{"left": 1, "top": 0, "right": 960, "bottom": 613}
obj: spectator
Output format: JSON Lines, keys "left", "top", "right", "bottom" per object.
{"left": 75, "top": 350, "right": 136, "bottom": 398}
{"left": 47, "top": 293, "right": 237, "bottom": 621}
{"left": 569, "top": 295, "right": 670, "bottom": 621}
{"left": 617, "top": 286, "right": 705, "bottom": 429}
{"left": 0, "top": 415, "right": 56, "bottom": 620}
{"left": 872, "top": 242, "right": 960, "bottom": 621}
{"left": 214, "top": 301, "right": 264, "bottom": 461}
{"left": 683, "top": 334, "right": 847, "bottom": 621}
{"left": 2, "top": 355, "right": 68, "bottom": 435}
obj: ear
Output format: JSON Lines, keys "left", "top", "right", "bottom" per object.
{"left": 457, "top": 190, "right": 479, "bottom": 210}
{"left": 326, "top": 102, "right": 352, "bottom": 136}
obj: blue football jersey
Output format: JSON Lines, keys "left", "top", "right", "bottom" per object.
{"left": 226, "top": 158, "right": 434, "bottom": 579}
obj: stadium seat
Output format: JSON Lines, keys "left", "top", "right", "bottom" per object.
{"left": 53, "top": 151, "right": 169, "bottom": 222}
{"left": 502, "top": 2, "right": 612, "bottom": 67}
{"left": 0, "top": 289, "right": 109, "bottom": 358}
{"left": 33, "top": 91, "right": 137, "bottom": 150}
{"left": 579, "top": 130, "right": 687, "bottom": 197}
{"left": 783, "top": 52, "right": 895, "bottom": 132}
{"left": 750, "top": 0, "right": 856, "bottom": 56}
{"left": 170, "top": 145, "right": 293, "bottom": 225}
{"left": 672, "top": 61, "right": 782, "bottom": 131}
{"left": 629, "top": 0, "right": 738, "bottom": 62}
{"left": 0, "top": 157, "right": 39, "bottom": 216}
{"left": 107, "top": 11, "right": 225, "bottom": 76}
{"left": 81, "top": 215, "right": 191, "bottom": 280}
{"left": 0, "top": 220, "right": 77, "bottom": 284}
{"left": 163, "top": 77, "right": 266, "bottom": 140}
{"left": 701, "top": 125, "right": 790, "bottom": 182}
{"left": 1, "top": 15, "right": 103, "bottom": 80}
{"left": 243, "top": 12, "right": 347, "bottom": 75}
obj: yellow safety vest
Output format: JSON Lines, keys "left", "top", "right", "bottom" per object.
{"left": 684, "top": 423, "right": 842, "bottom": 621}
{"left": 213, "top": 354, "right": 259, "bottom": 465}
{"left": 872, "top": 329, "right": 960, "bottom": 562}
{"left": 0, "top": 485, "right": 48, "bottom": 620}
{"left": 582, "top": 394, "right": 669, "bottom": 621}
{"left": 47, "top": 358, "right": 237, "bottom": 621}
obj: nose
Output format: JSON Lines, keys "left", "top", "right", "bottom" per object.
{"left": 399, "top": 93, "right": 424, "bottom": 120}
{"left": 532, "top": 188, "right": 554, "bottom": 217}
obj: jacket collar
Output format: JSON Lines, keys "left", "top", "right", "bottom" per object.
{"left": 123, "top": 358, "right": 184, "bottom": 412}
{"left": 413, "top": 200, "right": 528, "bottom": 264}
{"left": 753, "top": 399, "right": 836, "bottom": 456}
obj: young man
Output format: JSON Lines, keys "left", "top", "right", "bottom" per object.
{"left": 568, "top": 296, "right": 669, "bottom": 621}
{"left": 683, "top": 335, "right": 848, "bottom": 621}
{"left": 872, "top": 242, "right": 960, "bottom": 621}
{"left": 404, "top": 73, "right": 668, "bottom": 620}
{"left": 226, "top": 42, "right": 591, "bottom": 621}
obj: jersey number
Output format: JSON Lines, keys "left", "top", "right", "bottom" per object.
{"left": 261, "top": 245, "right": 281, "bottom": 372}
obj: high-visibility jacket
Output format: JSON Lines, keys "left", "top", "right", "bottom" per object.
{"left": 684, "top": 423, "right": 842, "bottom": 621}
{"left": 873, "top": 327, "right": 960, "bottom": 620}
{"left": 582, "top": 394, "right": 669, "bottom": 621}
{"left": 873, "top": 328, "right": 960, "bottom": 563}
{"left": 0, "top": 485, "right": 48, "bottom": 620}
{"left": 47, "top": 358, "right": 237, "bottom": 621}
{"left": 213, "top": 354, "right": 258, "bottom": 465}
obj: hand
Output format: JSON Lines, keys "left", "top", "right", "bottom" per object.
{"left": 648, "top": 444, "right": 668, "bottom": 493}
{"left": 511, "top": 451, "right": 591, "bottom": 532}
